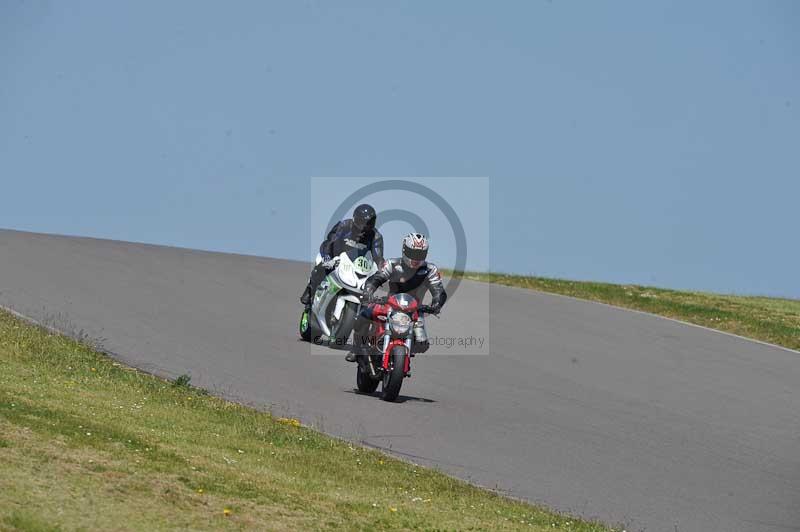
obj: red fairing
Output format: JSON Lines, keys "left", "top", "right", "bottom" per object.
{"left": 367, "top": 294, "right": 419, "bottom": 324}
{"left": 367, "top": 293, "right": 418, "bottom": 373}
{"left": 368, "top": 303, "right": 391, "bottom": 338}
{"left": 386, "top": 294, "right": 420, "bottom": 320}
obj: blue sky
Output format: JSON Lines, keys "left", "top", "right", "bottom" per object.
{"left": 1, "top": 1, "right": 798, "bottom": 297}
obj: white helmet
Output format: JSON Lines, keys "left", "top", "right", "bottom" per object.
{"left": 402, "top": 233, "right": 429, "bottom": 269}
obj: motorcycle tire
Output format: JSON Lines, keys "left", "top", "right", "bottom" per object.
{"left": 330, "top": 300, "right": 357, "bottom": 347}
{"left": 299, "top": 308, "right": 312, "bottom": 342}
{"left": 380, "top": 345, "right": 407, "bottom": 402}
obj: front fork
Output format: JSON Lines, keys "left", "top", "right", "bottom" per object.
{"left": 381, "top": 335, "right": 413, "bottom": 376}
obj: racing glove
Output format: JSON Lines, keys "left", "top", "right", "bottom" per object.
{"left": 322, "top": 256, "right": 340, "bottom": 269}
{"left": 359, "top": 290, "right": 373, "bottom": 306}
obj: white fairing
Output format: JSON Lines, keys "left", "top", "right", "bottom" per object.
{"left": 333, "top": 294, "right": 361, "bottom": 320}
{"left": 335, "top": 252, "right": 376, "bottom": 290}
{"left": 312, "top": 251, "right": 378, "bottom": 336}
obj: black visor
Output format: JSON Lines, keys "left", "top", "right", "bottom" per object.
{"left": 403, "top": 246, "right": 428, "bottom": 261}
{"left": 354, "top": 216, "right": 375, "bottom": 230}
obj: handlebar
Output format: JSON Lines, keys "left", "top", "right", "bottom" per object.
{"left": 360, "top": 295, "right": 439, "bottom": 316}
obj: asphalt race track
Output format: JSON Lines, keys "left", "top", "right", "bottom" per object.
{"left": 1, "top": 229, "right": 798, "bottom": 531}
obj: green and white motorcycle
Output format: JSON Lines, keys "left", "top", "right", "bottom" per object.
{"left": 299, "top": 251, "right": 378, "bottom": 347}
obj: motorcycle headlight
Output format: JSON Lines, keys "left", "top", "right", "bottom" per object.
{"left": 388, "top": 312, "right": 412, "bottom": 335}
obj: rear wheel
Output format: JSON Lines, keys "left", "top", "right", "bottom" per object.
{"left": 356, "top": 364, "right": 380, "bottom": 393}
{"left": 298, "top": 309, "right": 312, "bottom": 341}
{"left": 380, "top": 345, "right": 407, "bottom": 402}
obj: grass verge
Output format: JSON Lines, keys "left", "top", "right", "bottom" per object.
{"left": 455, "top": 271, "right": 800, "bottom": 352}
{"left": 0, "top": 309, "right": 612, "bottom": 531}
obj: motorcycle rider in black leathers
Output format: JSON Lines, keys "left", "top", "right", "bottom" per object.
{"left": 346, "top": 232, "right": 446, "bottom": 362}
{"left": 300, "top": 204, "right": 384, "bottom": 308}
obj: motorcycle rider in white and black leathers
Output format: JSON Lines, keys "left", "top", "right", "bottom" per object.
{"left": 346, "top": 233, "right": 447, "bottom": 362}
{"left": 300, "top": 204, "right": 384, "bottom": 308}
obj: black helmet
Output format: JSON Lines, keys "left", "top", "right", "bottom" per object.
{"left": 353, "top": 204, "right": 376, "bottom": 231}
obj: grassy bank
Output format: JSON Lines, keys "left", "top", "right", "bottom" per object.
{"left": 0, "top": 309, "right": 611, "bottom": 531}
{"left": 457, "top": 272, "right": 800, "bottom": 352}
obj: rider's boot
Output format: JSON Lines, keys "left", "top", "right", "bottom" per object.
{"left": 346, "top": 345, "right": 369, "bottom": 363}
{"left": 299, "top": 284, "right": 313, "bottom": 307}
{"left": 301, "top": 263, "right": 329, "bottom": 307}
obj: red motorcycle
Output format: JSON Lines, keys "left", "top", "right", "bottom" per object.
{"left": 355, "top": 293, "right": 437, "bottom": 402}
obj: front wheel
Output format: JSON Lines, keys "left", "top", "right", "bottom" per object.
{"left": 330, "top": 300, "right": 357, "bottom": 347}
{"left": 380, "top": 345, "right": 407, "bottom": 402}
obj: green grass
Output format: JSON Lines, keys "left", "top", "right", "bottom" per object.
{"left": 0, "top": 309, "right": 612, "bottom": 531}
{"left": 453, "top": 271, "right": 800, "bottom": 351}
